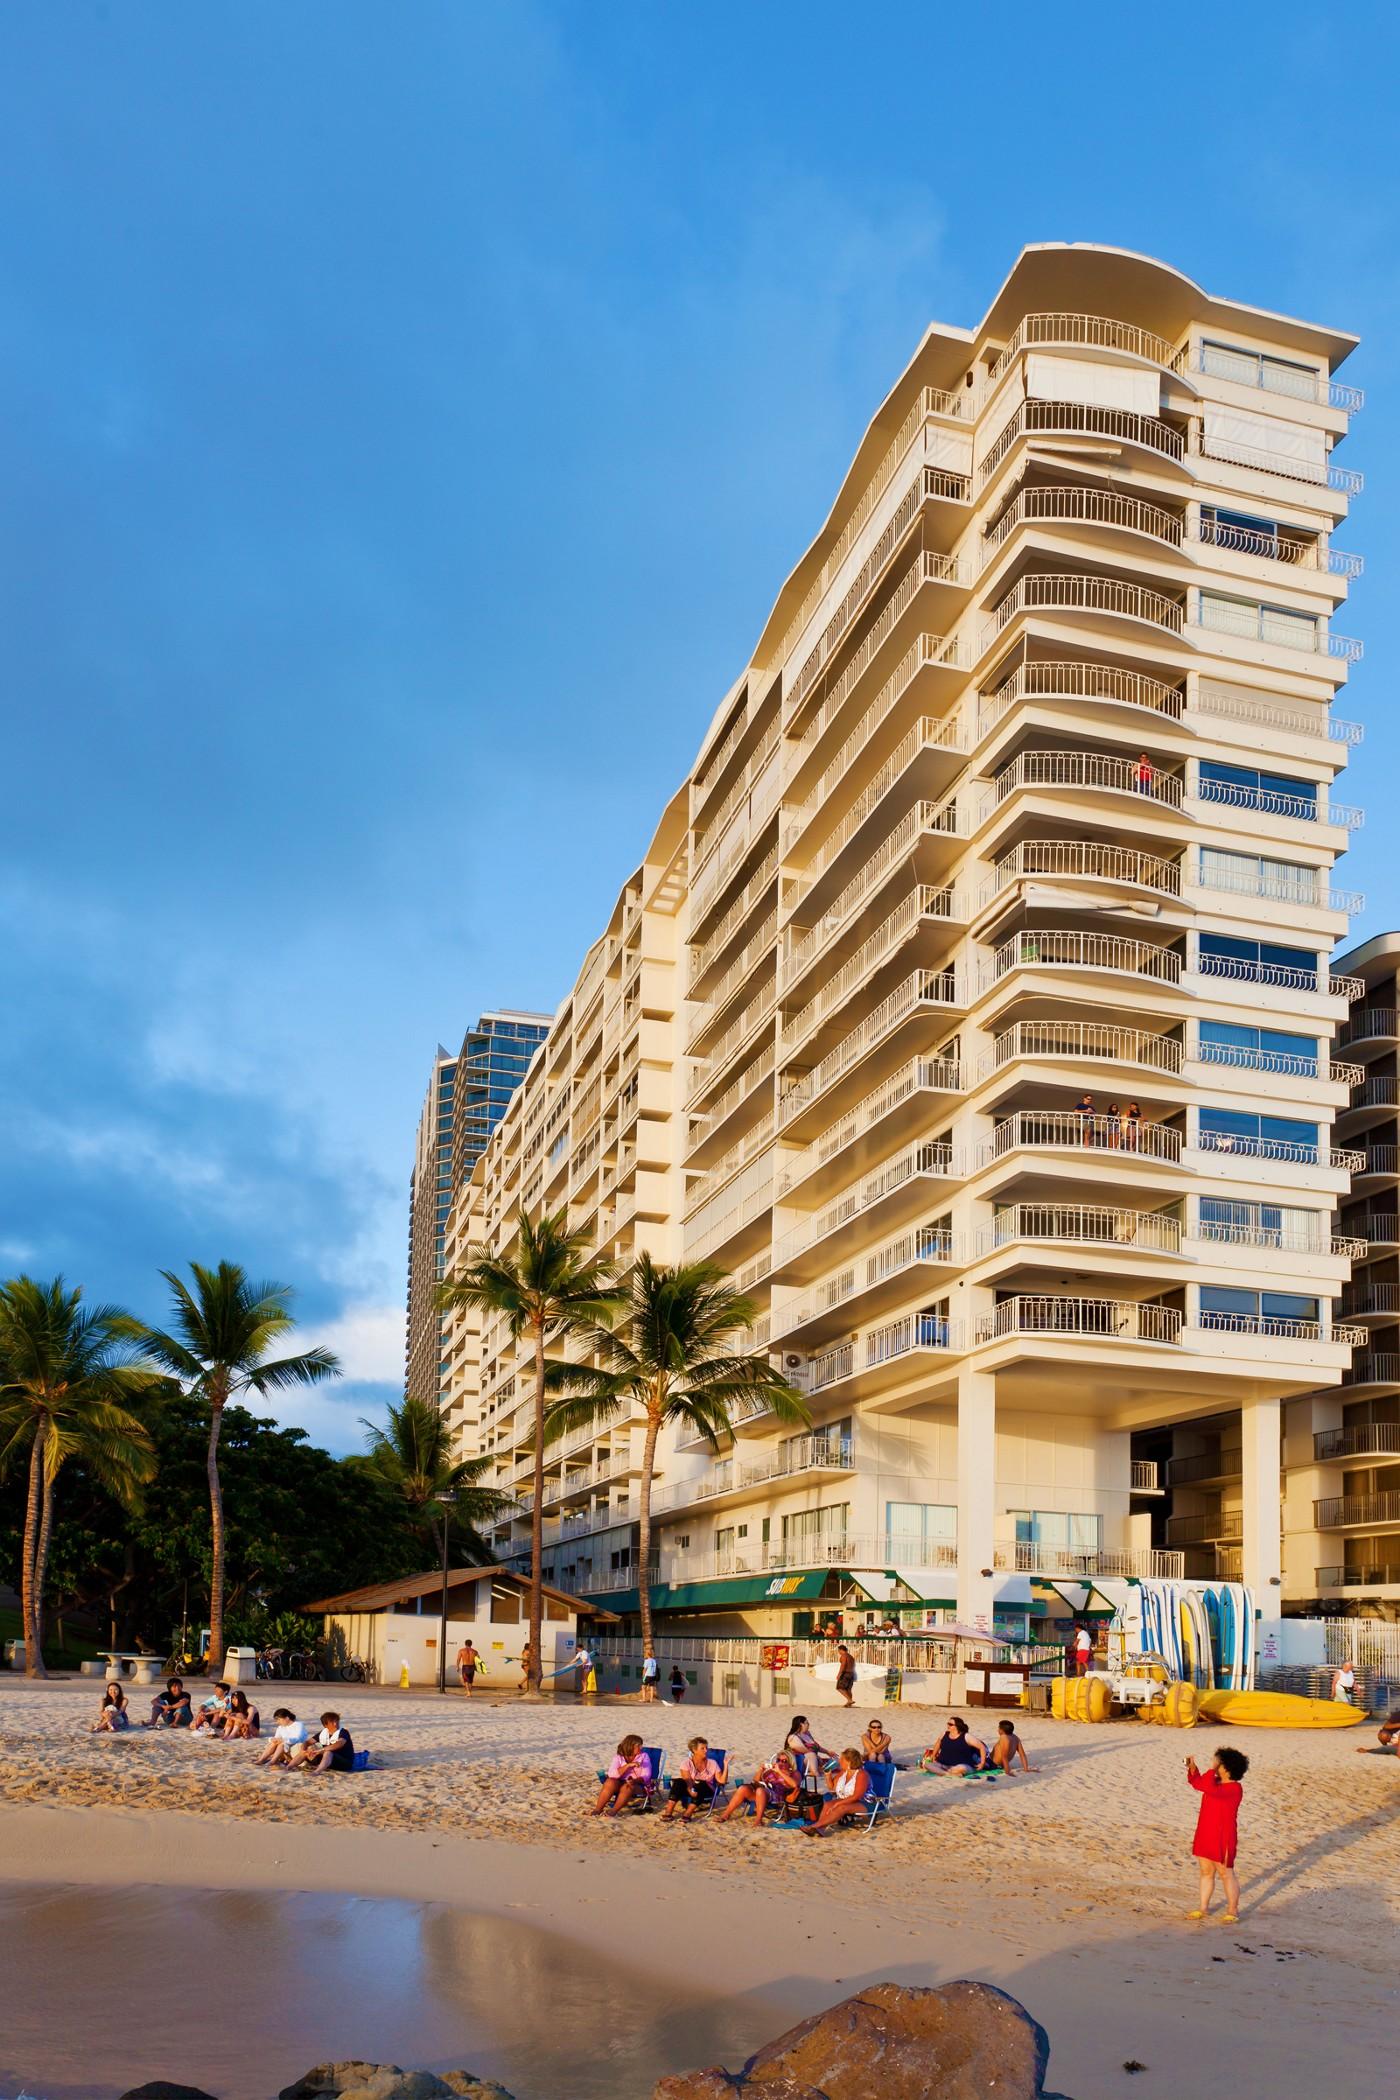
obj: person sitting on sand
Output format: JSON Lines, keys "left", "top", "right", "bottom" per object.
{"left": 1356, "top": 1708, "right": 1400, "bottom": 1754}
{"left": 253, "top": 1707, "right": 311, "bottom": 1767}
{"left": 799, "top": 1749, "right": 870, "bottom": 1837}
{"left": 717, "top": 1751, "right": 801, "bottom": 1828}
{"left": 985, "top": 1717, "right": 1036, "bottom": 1775}
{"left": 146, "top": 1677, "right": 193, "bottom": 1729}
{"left": 662, "top": 1737, "right": 726, "bottom": 1822}
{"left": 1187, "top": 1746, "right": 1248, "bottom": 1924}
{"left": 591, "top": 1734, "right": 653, "bottom": 1816}
{"left": 192, "top": 1682, "right": 233, "bottom": 1734}
{"left": 223, "top": 1688, "right": 259, "bottom": 1740}
{"left": 860, "top": 1718, "right": 894, "bottom": 1766}
{"left": 925, "top": 1716, "right": 988, "bottom": 1772}
{"left": 92, "top": 1682, "right": 130, "bottom": 1733}
{"left": 293, "top": 1711, "right": 355, "bottom": 1774}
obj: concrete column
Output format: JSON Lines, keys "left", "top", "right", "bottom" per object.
{"left": 1240, "top": 1395, "right": 1283, "bottom": 1631}
{"left": 957, "top": 1367, "right": 997, "bottom": 1629}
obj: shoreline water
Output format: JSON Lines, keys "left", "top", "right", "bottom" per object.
{"left": 1, "top": 1681, "right": 1396, "bottom": 2099}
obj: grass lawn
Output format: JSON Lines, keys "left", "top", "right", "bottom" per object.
{"left": 0, "top": 1604, "right": 103, "bottom": 1672}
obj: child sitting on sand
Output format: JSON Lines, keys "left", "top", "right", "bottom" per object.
{"left": 1187, "top": 1746, "right": 1248, "bottom": 1923}
{"left": 591, "top": 1734, "right": 653, "bottom": 1816}
{"left": 192, "top": 1683, "right": 233, "bottom": 1734}
{"left": 253, "top": 1707, "right": 311, "bottom": 1767}
{"left": 91, "top": 1682, "right": 130, "bottom": 1733}
{"left": 986, "top": 1718, "right": 1036, "bottom": 1775}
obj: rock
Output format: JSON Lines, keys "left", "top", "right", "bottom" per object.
{"left": 653, "top": 1980, "right": 1059, "bottom": 2099}
{"left": 280, "top": 2068, "right": 514, "bottom": 2100}
{"left": 119, "top": 2086, "right": 222, "bottom": 2100}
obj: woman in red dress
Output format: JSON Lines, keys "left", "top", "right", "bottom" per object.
{"left": 1186, "top": 1746, "right": 1248, "bottom": 1922}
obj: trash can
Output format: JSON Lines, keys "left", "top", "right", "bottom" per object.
{"left": 223, "top": 1646, "right": 259, "bottom": 1685}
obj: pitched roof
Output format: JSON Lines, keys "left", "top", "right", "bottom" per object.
{"left": 301, "top": 1563, "right": 617, "bottom": 1619}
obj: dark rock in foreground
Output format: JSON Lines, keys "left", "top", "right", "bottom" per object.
{"left": 119, "top": 2085, "right": 222, "bottom": 2100}
{"left": 278, "top": 2067, "right": 514, "bottom": 2100}
{"left": 652, "top": 1980, "right": 1061, "bottom": 2099}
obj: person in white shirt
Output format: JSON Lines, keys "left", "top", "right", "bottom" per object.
{"left": 574, "top": 1645, "right": 594, "bottom": 1697}
{"left": 1074, "top": 1625, "right": 1094, "bottom": 1676}
{"left": 253, "top": 1708, "right": 312, "bottom": 1767}
{"left": 1331, "top": 1662, "right": 1357, "bottom": 1703}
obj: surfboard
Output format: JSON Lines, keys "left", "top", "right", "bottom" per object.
{"left": 1218, "top": 1585, "right": 1236, "bottom": 1689}
{"left": 1203, "top": 1589, "right": 1223, "bottom": 1685}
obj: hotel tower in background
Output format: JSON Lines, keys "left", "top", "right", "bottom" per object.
{"left": 439, "top": 243, "right": 1380, "bottom": 1636}
{"left": 405, "top": 1011, "right": 550, "bottom": 1409}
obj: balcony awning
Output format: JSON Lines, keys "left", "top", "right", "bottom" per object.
{"left": 850, "top": 1569, "right": 956, "bottom": 1608}
{"left": 1033, "top": 1577, "right": 1117, "bottom": 1619}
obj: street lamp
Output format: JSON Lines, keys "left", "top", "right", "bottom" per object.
{"left": 435, "top": 1492, "right": 456, "bottom": 1696}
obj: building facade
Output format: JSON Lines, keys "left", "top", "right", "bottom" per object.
{"left": 406, "top": 1012, "right": 550, "bottom": 1415}
{"left": 442, "top": 244, "right": 1367, "bottom": 1638}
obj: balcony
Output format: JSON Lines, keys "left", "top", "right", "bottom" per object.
{"left": 996, "top": 1540, "right": 1186, "bottom": 1580}
{"left": 788, "top": 725, "right": 968, "bottom": 897}
{"left": 984, "top": 747, "right": 1184, "bottom": 819}
{"left": 983, "top": 838, "right": 1182, "bottom": 908}
{"left": 1341, "top": 1355, "right": 1400, "bottom": 1392}
{"left": 980, "top": 399, "right": 1184, "bottom": 483}
{"left": 1167, "top": 1510, "right": 1243, "bottom": 1546}
{"left": 675, "top": 1387, "right": 786, "bottom": 1451}
{"left": 1194, "top": 1219, "right": 1357, "bottom": 1260}
{"left": 986, "top": 931, "right": 1183, "bottom": 1003}
{"left": 978, "top": 659, "right": 1184, "bottom": 740}
{"left": 1340, "top": 1010, "right": 1400, "bottom": 1051}
{"left": 1314, "top": 1424, "right": 1400, "bottom": 1464}
{"left": 991, "top": 311, "right": 1177, "bottom": 382}
{"left": 1316, "top": 1565, "right": 1400, "bottom": 1592}
{"left": 688, "top": 846, "right": 779, "bottom": 988}
{"left": 1341, "top": 1283, "right": 1400, "bottom": 1320}
{"left": 1193, "top": 1040, "right": 1361, "bottom": 1087}
{"left": 1191, "top": 859, "right": 1362, "bottom": 919}
{"left": 1176, "top": 340, "right": 1364, "bottom": 414}
{"left": 652, "top": 1435, "right": 856, "bottom": 1516}
{"left": 1188, "top": 421, "right": 1363, "bottom": 497}
{"left": 778, "top": 968, "right": 965, "bottom": 1127}
{"left": 1192, "top": 1131, "right": 1363, "bottom": 1173}
{"left": 770, "top": 1137, "right": 959, "bottom": 1282}
{"left": 1194, "top": 594, "right": 1363, "bottom": 665}
{"left": 1191, "top": 513, "right": 1363, "bottom": 577}
{"left": 774, "top": 1220, "right": 960, "bottom": 1343}
{"left": 1315, "top": 1490, "right": 1400, "bottom": 1530}
{"left": 1192, "top": 775, "right": 1362, "bottom": 830}
{"left": 980, "top": 1018, "right": 1183, "bottom": 1085}
{"left": 1341, "top": 1215, "right": 1400, "bottom": 1248}
{"left": 806, "top": 1310, "right": 961, "bottom": 1397}
{"left": 976, "top": 1109, "right": 1182, "bottom": 1170}
{"left": 975, "top": 1296, "right": 1182, "bottom": 1346}
{"left": 1194, "top": 951, "right": 1358, "bottom": 1002}
{"left": 1191, "top": 678, "right": 1362, "bottom": 750}
{"left": 979, "top": 1203, "right": 1182, "bottom": 1258}
{"left": 776, "top": 1052, "right": 962, "bottom": 1193}
{"left": 1167, "top": 1448, "right": 1241, "bottom": 1488}
{"left": 984, "top": 572, "right": 1185, "bottom": 654}
{"left": 983, "top": 484, "right": 1183, "bottom": 562}
{"left": 1195, "top": 1311, "right": 1363, "bottom": 1346}
{"left": 1131, "top": 1459, "right": 1163, "bottom": 1494}
{"left": 789, "top": 544, "right": 970, "bottom": 729}
{"left": 781, "top": 888, "right": 961, "bottom": 1058}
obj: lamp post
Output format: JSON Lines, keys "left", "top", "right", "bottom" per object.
{"left": 435, "top": 1492, "right": 456, "bottom": 1696}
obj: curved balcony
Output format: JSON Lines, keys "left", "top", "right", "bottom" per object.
{"left": 980, "top": 1018, "right": 1183, "bottom": 1084}
{"left": 980, "top": 1204, "right": 1182, "bottom": 1257}
{"left": 983, "top": 484, "right": 1184, "bottom": 562}
{"left": 978, "top": 659, "right": 1185, "bottom": 740}
{"left": 983, "top": 837, "right": 1182, "bottom": 908}
{"left": 985, "top": 929, "right": 1182, "bottom": 996}
{"left": 983, "top": 572, "right": 1185, "bottom": 653}
{"left": 1340, "top": 1009, "right": 1400, "bottom": 1051}
{"left": 976, "top": 1109, "right": 1182, "bottom": 1169}
{"left": 1315, "top": 1423, "right": 1400, "bottom": 1464}
{"left": 1337, "top": 1079, "right": 1399, "bottom": 1139}
{"left": 1341, "top": 1354, "right": 1400, "bottom": 1395}
{"left": 990, "top": 312, "right": 1177, "bottom": 385}
{"left": 1341, "top": 1281, "right": 1400, "bottom": 1320}
{"left": 980, "top": 400, "right": 1184, "bottom": 483}
{"left": 1315, "top": 1490, "right": 1400, "bottom": 1531}
{"left": 985, "top": 747, "right": 1184, "bottom": 817}
{"left": 976, "top": 1295, "right": 1182, "bottom": 1345}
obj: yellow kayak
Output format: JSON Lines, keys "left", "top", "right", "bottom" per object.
{"left": 1199, "top": 1690, "right": 1364, "bottom": 1729}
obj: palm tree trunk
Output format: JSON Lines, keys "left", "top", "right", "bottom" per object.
{"left": 33, "top": 1469, "right": 55, "bottom": 1654}
{"left": 206, "top": 1376, "right": 229, "bottom": 1676}
{"left": 20, "top": 1421, "right": 47, "bottom": 1679}
{"left": 524, "top": 1324, "right": 546, "bottom": 1698}
{"left": 636, "top": 1407, "right": 661, "bottom": 1666}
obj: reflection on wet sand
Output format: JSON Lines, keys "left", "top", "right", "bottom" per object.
{"left": 0, "top": 1883, "right": 794, "bottom": 2100}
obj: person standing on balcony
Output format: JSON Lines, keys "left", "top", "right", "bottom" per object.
{"left": 1122, "top": 1101, "right": 1142, "bottom": 1149}
{"left": 1073, "top": 1093, "right": 1095, "bottom": 1142}
{"left": 1136, "top": 753, "right": 1155, "bottom": 795}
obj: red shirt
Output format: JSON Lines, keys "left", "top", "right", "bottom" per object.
{"left": 1189, "top": 1767, "right": 1242, "bottom": 1865}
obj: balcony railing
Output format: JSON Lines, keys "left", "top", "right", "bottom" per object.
{"left": 686, "top": 1041, "right": 775, "bottom": 1146}
{"left": 1167, "top": 1449, "right": 1241, "bottom": 1487}
{"left": 983, "top": 484, "right": 1184, "bottom": 560}
{"left": 1177, "top": 341, "right": 1364, "bottom": 414}
{"left": 788, "top": 542, "right": 970, "bottom": 720}
{"left": 692, "top": 720, "right": 781, "bottom": 870}
{"left": 986, "top": 747, "right": 1183, "bottom": 814}
{"left": 984, "top": 571, "right": 1184, "bottom": 650}
{"left": 1341, "top": 1282, "right": 1400, "bottom": 1318}
{"left": 789, "top": 503, "right": 970, "bottom": 715}
{"left": 1194, "top": 1312, "right": 1364, "bottom": 1346}
{"left": 998, "top": 1540, "right": 1186, "bottom": 1579}
{"left": 782, "top": 837, "right": 964, "bottom": 990}
{"left": 1339, "top": 1215, "right": 1400, "bottom": 1246}
{"left": 771, "top": 1137, "right": 959, "bottom": 1270}
{"left": 777, "top": 1053, "right": 962, "bottom": 1185}
{"left": 1193, "top": 1039, "right": 1362, "bottom": 1086}
{"left": 1340, "top": 1010, "right": 1399, "bottom": 1048}
{"left": 1192, "top": 514, "right": 1363, "bottom": 576}
{"left": 1192, "top": 775, "right": 1362, "bottom": 829}
{"left": 985, "top": 837, "right": 1182, "bottom": 905}
{"left": 687, "top": 846, "right": 779, "bottom": 981}
{"left": 981, "top": 1018, "right": 1183, "bottom": 1082}
{"left": 980, "top": 399, "right": 1184, "bottom": 481}
{"left": 652, "top": 1436, "right": 856, "bottom": 1514}
{"left": 1315, "top": 1425, "right": 1400, "bottom": 1463}
{"left": 1193, "top": 1218, "right": 1350, "bottom": 1258}
{"left": 990, "top": 311, "right": 1176, "bottom": 382}
{"left": 1167, "top": 1511, "right": 1243, "bottom": 1546}
{"left": 1188, "top": 421, "right": 1363, "bottom": 496}
{"left": 1316, "top": 1491, "right": 1400, "bottom": 1529}
{"left": 775, "top": 1223, "right": 959, "bottom": 1337}
{"left": 1193, "top": 1131, "right": 1363, "bottom": 1171}
{"left": 1191, "top": 679, "right": 1362, "bottom": 747}
{"left": 1131, "top": 1459, "right": 1162, "bottom": 1492}
{"left": 1192, "top": 858, "right": 1362, "bottom": 917}
{"left": 1316, "top": 1565, "right": 1400, "bottom": 1590}
{"left": 987, "top": 929, "right": 1183, "bottom": 990}
{"left": 685, "top": 915, "right": 777, "bottom": 1050}
{"left": 778, "top": 969, "right": 964, "bottom": 1118}
{"left": 976, "top": 1109, "right": 1182, "bottom": 1167}
{"left": 1341, "top": 1355, "right": 1400, "bottom": 1389}
{"left": 1194, "top": 594, "right": 1363, "bottom": 664}
{"left": 808, "top": 1310, "right": 960, "bottom": 1393}
{"left": 976, "top": 1295, "right": 1182, "bottom": 1345}
{"left": 978, "top": 658, "right": 1184, "bottom": 737}
{"left": 981, "top": 1203, "right": 1182, "bottom": 1256}
{"left": 789, "top": 715, "right": 968, "bottom": 879}
{"left": 1193, "top": 950, "right": 1360, "bottom": 1001}
{"left": 781, "top": 888, "right": 956, "bottom": 1055}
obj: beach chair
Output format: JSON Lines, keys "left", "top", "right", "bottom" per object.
{"left": 701, "top": 1749, "right": 731, "bottom": 1817}
{"left": 593, "top": 1745, "right": 665, "bottom": 1812}
{"left": 860, "top": 1760, "right": 896, "bottom": 1831}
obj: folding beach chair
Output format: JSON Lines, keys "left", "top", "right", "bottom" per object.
{"left": 860, "top": 1760, "right": 896, "bottom": 1831}
{"left": 701, "top": 1749, "right": 731, "bottom": 1817}
{"left": 593, "top": 1745, "right": 666, "bottom": 1813}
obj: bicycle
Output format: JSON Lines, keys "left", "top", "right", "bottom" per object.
{"left": 339, "top": 1655, "right": 369, "bottom": 1683}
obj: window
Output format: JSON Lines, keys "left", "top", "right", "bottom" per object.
{"left": 1197, "top": 760, "right": 1316, "bottom": 821}
{"left": 1197, "top": 1109, "right": 1319, "bottom": 1162}
{"left": 1198, "top": 1199, "right": 1326, "bottom": 1252}
{"left": 781, "top": 1504, "right": 850, "bottom": 1554}
{"left": 1199, "top": 591, "right": 1318, "bottom": 652}
{"left": 1198, "top": 1020, "right": 1319, "bottom": 1076}
{"left": 1200, "top": 340, "right": 1323, "bottom": 402}
{"left": 1198, "top": 848, "right": 1318, "bottom": 906}
{"left": 1197, "top": 934, "right": 1319, "bottom": 992}
{"left": 1198, "top": 1286, "right": 1320, "bottom": 1334}
{"left": 1008, "top": 1511, "right": 1103, "bottom": 1551}
{"left": 675, "top": 1534, "right": 690, "bottom": 1550}
{"left": 1199, "top": 504, "right": 1280, "bottom": 556}
{"left": 489, "top": 1582, "right": 521, "bottom": 1625}
{"left": 885, "top": 1503, "right": 957, "bottom": 1556}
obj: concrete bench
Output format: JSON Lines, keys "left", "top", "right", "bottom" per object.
{"left": 97, "top": 1651, "right": 163, "bottom": 1683}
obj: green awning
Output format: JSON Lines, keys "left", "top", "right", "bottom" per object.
{"left": 584, "top": 1569, "right": 848, "bottom": 1616}
{"left": 1032, "top": 1578, "right": 1116, "bottom": 1619}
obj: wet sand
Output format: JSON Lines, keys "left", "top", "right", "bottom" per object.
{"left": 1, "top": 1679, "right": 1397, "bottom": 2098}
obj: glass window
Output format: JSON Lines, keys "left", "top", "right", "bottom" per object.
{"left": 885, "top": 1503, "right": 957, "bottom": 1553}
{"left": 1008, "top": 1510, "right": 1103, "bottom": 1551}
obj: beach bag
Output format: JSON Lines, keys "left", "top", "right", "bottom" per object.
{"left": 352, "top": 1749, "right": 373, "bottom": 1771}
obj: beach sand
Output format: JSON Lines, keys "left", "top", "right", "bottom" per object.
{"left": 1, "top": 1677, "right": 1396, "bottom": 2098}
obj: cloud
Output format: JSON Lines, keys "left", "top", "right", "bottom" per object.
{"left": 299, "top": 1302, "right": 406, "bottom": 1386}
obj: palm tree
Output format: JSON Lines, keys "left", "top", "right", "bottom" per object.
{"left": 546, "top": 1256, "right": 808, "bottom": 1660}
{"left": 0, "top": 1276, "right": 158, "bottom": 1677}
{"left": 362, "top": 1393, "right": 512, "bottom": 1560}
{"left": 439, "top": 1210, "right": 623, "bottom": 1694}
{"left": 126, "top": 1263, "right": 340, "bottom": 1671}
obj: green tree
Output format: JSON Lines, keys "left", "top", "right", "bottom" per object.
{"left": 362, "top": 1393, "right": 511, "bottom": 1564}
{"left": 124, "top": 1263, "right": 340, "bottom": 1670}
{"left": 439, "top": 1210, "right": 622, "bottom": 1694}
{"left": 0, "top": 1276, "right": 158, "bottom": 1677}
{"left": 547, "top": 1255, "right": 807, "bottom": 1659}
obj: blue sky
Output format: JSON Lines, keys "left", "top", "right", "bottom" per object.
{"left": 2, "top": 3, "right": 1397, "bottom": 1454}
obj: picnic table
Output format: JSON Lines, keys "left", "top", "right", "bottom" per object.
{"left": 98, "top": 1651, "right": 167, "bottom": 1685}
